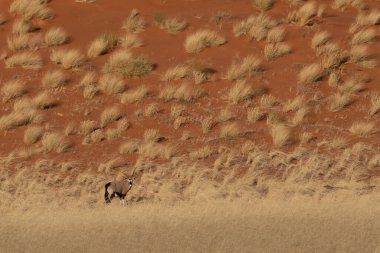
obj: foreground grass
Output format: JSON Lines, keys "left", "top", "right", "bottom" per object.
{"left": 0, "top": 200, "right": 378, "bottom": 253}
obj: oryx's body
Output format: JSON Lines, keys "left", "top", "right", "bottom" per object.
{"left": 104, "top": 178, "right": 134, "bottom": 206}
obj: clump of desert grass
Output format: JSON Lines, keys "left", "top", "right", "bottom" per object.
{"left": 79, "top": 120, "right": 98, "bottom": 135}
{"left": 200, "top": 116, "right": 215, "bottom": 134}
{"left": 247, "top": 108, "right": 266, "bottom": 122}
{"left": 44, "top": 27, "right": 68, "bottom": 47}
{"left": 119, "top": 140, "right": 140, "bottom": 154}
{"left": 269, "top": 124, "right": 291, "bottom": 147}
{"left": 1, "top": 79, "right": 26, "bottom": 102}
{"left": 41, "top": 132, "right": 70, "bottom": 153}
{"left": 264, "top": 43, "right": 292, "bottom": 60}
{"left": 253, "top": 0, "right": 273, "bottom": 11}
{"left": 267, "top": 27, "right": 285, "bottom": 43}
{"left": 121, "top": 85, "right": 149, "bottom": 103}
{"left": 233, "top": 14, "right": 277, "bottom": 41}
{"left": 120, "top": 34, "right": 143, "bottom": 48}
{"left": 349, "top": 45, "right": 377, "bottom": 68}
{"left": 297, "top": 63, "right": 323, "bottom": 84}
{"left": 143, "top": 129, "right": 162, "bottom": 143}
{"left": 144, "top": 103, "right": 161, "bottom": 117}
{"left": 185, "top": 30, "right": 226, "bottom": 53}
{"left": 349, "top": 122, "right": 377, "bottom": 137}
{"left": 287, "top": 1, "right": 317, "bottom": 26}
{"left": 260, "top": 94, "right": 278, "bottom": 109}
{"left": 32, "top": 92, "right": 56, "bottom": 109}
{"left": 355, "top": 10, "right": 380, "bottom": 26}
{"left": 159, "top": 83, "right": 205, "bottom": 102}
{"left": 100, "top": 106, "right": 123, "bottom": 127}
{"left": 219, "top": 108, "right": 236, "bottom": 122}
{"left": 299, "top": 132, "right": 315, "bottom": 144}
{"left": 318, "top": 43, "right": 347, "bottom": 70}
{"left": 156, "top": 16, "right": 187, "bottom": 33}
{"left": 122, "top": 9, "right": 145, "bottom": 33}
{"left": 337, "top": 79, "right": 365, "bottom": 94}
{"left": 329, "top": 93, "right": 352, "bottom": 112}
{"left": 351, "top": 28, "right": 376, "bottom": 45}
{"left": 12, "top": 19, "right": 36, "bottom": 33}
{"left": 5, "top": 52, "right": 42, "bottom": 69}
{"left": 311, "top": 31, "right": 331, "bottom": 49}
{"left": 24, "top": 126, "right": 43, "bottom": 144}
{"left": 226, "top": 55, "right": 261, "bottom": 80}
{"left": 189, "top": 146, "right": 214, "bottom": 160}
{"left": 9, "top": 0, "right": 53, "bottom": 20}
{"left": 220, "top": 123, "right": 240, "bottom": 138}
{"left": 7, "top": 33, "right": 41, "bottom": 51}
{"left": 369, "top": 92, "right": 380, "bottom": 116}
{"left": 103, "top": 50, "right": 154, "bottom": 77}
{"left": 42, "top": 70, "right": 67, "bottom": 88}
{"left": 283, "top": 96, "right": 305, "bottom": 112}
{"left": 228, "top": 80, "right": 264, "bottom": 104}
{"left": 328, "top": 72, "right": 341, "bottom": 87}
{"left": 138, "top": 142, "right": 174, "bottom": 159}
{"left": 87, "top": 34, "right": 119, "bottom": 57}
{"left": 0, "top": 109, "right": 43, "bottom": 131}
{"left": 290, "top": 106, "right": 309, "bottom": 126}
{"left": 161, "top": 65, "right": 189, "bottom": 81}
{"left": 50, "top": 49, "right": 85, "bottom": 69}
{"left": 98, "top": 74, "right": 125, "bottom": 95}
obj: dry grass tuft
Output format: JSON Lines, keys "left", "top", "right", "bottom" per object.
{"left": 41, "top": 132, "right": 70, "bottom": 153}
{"left": 122, "top": 9, "right": 145, "bottom": 33}
{"left": 311, "top": 31, "right": 331, "bottom": 49}
{"left": 0, "top": 109, "right": 43, "bottom": 131}
{"left": 300, "top": 132, "right": 315, "bottom": 144}
{"left": 98, "top": 75, "right": 125, "bottom": 95}
{"left": 283, "top": 96, "right": 305, "bottom": 112}
{"left": 270, "top": 124, "right": 291, "bottom": 147}
{"left": 228, "top": 80, "right": 264, "bottom": 104}
{"left": 233, "top": 14, "right": 277, "bottom": 41}
{"left": 87, "top": 34, "right": 119, "bottom": 57}
{"left": 349, "top": 122, "right": 376, "bottom": 137}
{"left": 119, "top": 140, "right": 140, "bottom": 154}
{"left": 351, "top": 28, "right": 376, "bottom": 45}
{"left": 121, "top": 85, "right": 149, "bottom": 104}
{"left": 143, "top": 129, "right": 161, "bottom": 143}
{"left": 338, "top": 79, "right": 365, "bottom": 94}
{"left": 287, "top": 2, "right": 317, "bottom": 26}
{"left": 164, "top": 18, "right": 187, "bottom": 33}
{"left": 356, "top": 10, "right": 380, "bottom": 26}
{"left": 350, "top": 45, "right": 377, "bottom": 68}
{"left": 264, "top": 43, "right": 292, "bottom": 60}
{"left": 369, "top": 92, "right": 380, "bottom": 116}
{"left": 247, "top": 108, "right": 266, "bottom": 122}
{"left": 329, "top": 93, "right": 352, "bottom": 112}
{"left": 253, "top": 0, "right": 273, "bottom": 11}
{"left": 24, "top": 126, "right": 43, "bottom": 144}
{"left": 80, "top": 120, "right": 98, "bottom": 135}
{"left": 297, "top": 63, "right": 323, "bottom": 84}
{"left": 226, "top": 56, "right": 261, "bottom": 80}
{"left": 267, "top": 27, "right": 285, "bottom": 43}
{"left": 44, "top": 27, "right": 68, "bottom": 47}
{"left": 328, "top": 72, "right": 341, "bottom": 87}
{"left": 189, "top": 146, "right": 214, "bottom": 160}
{"left": 291, "top": 107, "right": 309, "bottom": 126}
{"left": 42, "top": 70, "right": 67, "bottom": 88}
{"left": 219, "top": 108, "right": 236, "bottom": 122}
{"left": 121, "top": 34, "right": 142, "bottom": 48}
{"left": 33, "top": 92, "right": 56, "bottom": 109}
{"left": 7, "top": 33, "right": 42, "bottom": 51}
{"left": 100, "top": 106, "right": 122, "bottom": 127}
{"left": 1, "top": 79, "right": 26, "bottom": 102}
{"left": 201, "top": 117, "right": 215, "bottom": 134}
{"left": 161, "top": 65, "right": 189, "bottom": 81}
{"left": 5, "top": 52, "right": 42, "bottom": 69}
{"left": 185, "top": 30, "right": 226, "bottom": 53}
{"left": 144, "top": 103, "right": 160, "bottom": 117}
{"left": 159, "top": 83, "right": 205, "bottom": 102}
{"left": 220, "top": 123, "right": 240, "bottom": 138}
{"left": 260, "top": 94, "right": 278, "bottom": 109}
{"left": 9, "top": 0, "right": 53, "bottom": 20}
{"left": 12, "top": 19, "right": 36, "bottom": 33}
{"left": 103, "top": 50, "right": 154, "bottom": 77}
{"left": 50, "top": 49, "right": 85, "bottom": 69}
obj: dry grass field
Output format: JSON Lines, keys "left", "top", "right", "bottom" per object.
{"left": 1, "top": 0, "right": 380, "bottom": 252}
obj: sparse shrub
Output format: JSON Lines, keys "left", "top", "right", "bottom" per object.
{"left": 44, "top": 27, "right": 68, "bottom": 46}
{"left": 228, "top": 80, "right": 264, "bottom": 104}
{"left": 24, "top": 126, "right": 43, "bottom": 144}
{"left": 329, "top": 93, "right": 352, "bottom": 112}
{"left": 12, "top": 19, "right": 36, "bottom": 33}
{"left": 121, "top": 85, "right": 149, "bottom": 103}
{"left": 5, "top": 52, "right": 42, "bottom": 69}
{"left": 42, "top": 70, "right": 66, "bottom": 88}
{"left": 349, "top": 122, "right": 376, "bottom": 137}
{"left": 226, "top": 56, "right": 261, "bottom": 80}
{"left": 98, "top": 74, "right": 125, "bottom": 95}
{"left": 185, "top": 30, "right": 226, "bottom": 53}
{"left": 87, "top": 33, "right": 119, "bottom": 57}
{"left": 351, "top": 28, "right": 376, "bottom": 45}
{"left": 7, "top": 33, "right": 42, "bottom": 51}
{"left": 264, "top": 43, "right": 292, "bottom": 60}
{"left": 1, "top": 79, "right": 26, "bottom": 101}
{"left": 50, "top": 49, "right": 85, "bottom": 69}
{"left": 122, "top": 9, "right": 145, "bottom": 33}
{"left": 220, "top": 123, "right": 240, "bottom": 138}
{"left": 297, "top": 63, "right": 323, "bottom": 84}
{"left": 247, "top": 108, "right": 266, "bottom": 122}
{"left": 100, "top": 106, "right": 122, "bottom": 127}
{"left": 270, "top": 124, "right": 291, "bottom": 147}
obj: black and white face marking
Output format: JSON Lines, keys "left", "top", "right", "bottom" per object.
{"left": 128, "top": 178, "right": 133, "bottom": 185}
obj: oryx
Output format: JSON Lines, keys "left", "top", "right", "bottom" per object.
{"left": 104, "top": 168, "right": 136, "bottom": 207}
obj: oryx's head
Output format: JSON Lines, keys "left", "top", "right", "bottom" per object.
{"left": 127, "top": 177, "right": 135, "bottom": 185}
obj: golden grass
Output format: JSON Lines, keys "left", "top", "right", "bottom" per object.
{"left": 0, "top": 109, "right": 43, "bottom": 131}
{"left": 121, "top": 85, "right": 149, "bottom": 104}
{"left": 144, "top": 103, "right": 160, "bottom": 117}
{"left": 349, "top": 45, "right": 377, "bottom": 68}
{"left": 87, "top": 34, "right": 119, "bottom": 57}
{"left": 50, "top": 49, "right": 85, "bottom": 69}
{"left": 143, "top": 129, "right": 161, "bottom": 143}
{"left": 41, "top": 132, "right": 70, "bottom": 153}
{"left": 138, "top": 142, "right": 174, "bottom": 159}
{"left": 171, "top": 105, "right": 186, "bottom": 118}
{"left": 122, "top": 9, "right": 145, "bottom": 33}
{"left": 269, "top": 124, "right": 291, "bottom": 147}
{"left": 159, "top": 83, "right": 205, "bottom": 102}
{"left": 80, "top": 72, "right": 97, "bottom": 87}
{"left": 9, "top": 0, "right": 53, "bottom": 20}
{"left": 185, "top": 30, "right": 226, "bottom": 53}
{"left": 319, "top": 44, "right": 347, "bottom": 70}
{"left": 234, "top": 14, "right": 277, "bottom": 41}
{"left": 12, "top": 19, "right": 36, "bottom": 33}
{"left": 33, "top": 92, "right": 56, "bottom": 109}
{"left": 369, "top": 92, "right": 380, "bottom": 116}
{"left": 161, "top": 65, "right": 189, "bottom": 81}
{"left": 226, "top": 55, "right": 261, "bottom": 81}
{"left": 264, "top": 43, "right": 292, "bottom": 60}
{"left": 7, "top": 33, "right": 42, "bottom": 51}
{"left": 290, "top": 106, "right": 309, "bottom": 126}
{"left": 87, "top": 129, "right": 105, "bottom": 143}
{"left": 164, "top": 18, "right": 187, "bottom": 33}
{"left": 189, "top": 146, "right": 214, "bottom": 160}
{"left": 329, "top": 93, "right": 352, "bottom": 112}
{"left": 260, "top": 94, "right": 277, "bottom": 109}
{"left": 1, "top": 79, "right": 26, "bottom": 102}
{"left": 219, "top": 108, "right": 235, "bottom": 122}
{"left": 121, "top": 34, "right": 143, "bottom": 48}
{"left": 349, "top": 122, "right": 376, "bottom": 137}
{"left": 228, "top": 80, "right": 264, "bottom": 104}
{"left": 42, "top": 70, "right": 67, "bottom": 88}
{"left": 328, "top": 72, "right": 341, "bottom": 87}
{"left": 356, "top": 10, "right": 380, "bottom": 26}
{"left": 267, "top": 27, "right": 285, "bottom": 43}
{"left": 44, "top": 27, "right": 68, "bottom": 47}
{"left": 100, "top": 106, "right": 122, "bottom": 127}
{"left": 297, "top": 63, "right": 323, "bottom": 84}
{"left": 79, "top": 120, "right": 98, "bottom": 135}
{"left": 5, "top": 52, "right": 42, "bottom": 69}
{"left": 247, "top": 108, "right": 266, "bottom": 122}
{"left": 220, "top": 122, "right": 240, "bottom": 138}
{"left": 103, "top": 50, "right": 154, "bottom": 77}
{"left": 283, "top": 96, "right": 305, "bottom": 112}
{"left": 338, "top": 79, "right": 365, "bottom": 94}
{"left": 119, "top": 140, "right": 140, "bottom": 154}
{"left": 98, "top": 74, "right": 125, "bottom": 95}
{"left": 24, "top": 126, "right": 43, "bottom": 144}
{"left": 288, "top": 1, "right": 317, "bottom": 26}
{"left": 299, "top": 132, "right": 315, "bottom": 144}
{"left": 351, "top": 28, "right": 376, "bottom": 45}
{"left": 253, "top": 0, "right": 273, "bottom": 11}
{"left": 311, "top": 31, "right": 331, "bottom": 49}
{"left": 201, "top": 116, "right": 215, "bottom": 134}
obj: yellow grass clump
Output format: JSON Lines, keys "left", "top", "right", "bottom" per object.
{"left": 270, "top": 124, "right": 291, "bottom": 147}
{"left": 119, "top": 140, "right": 140, "bottom": 154}
{"left": 121, "top": 34, "right": 142, "bottom": 48}
{"left": 253, "top": 0, "right": 273, "bottom": 11}
{"left": 185, "top": 30, "right": 226, "bottom": 53}
{"left": 164, "top": 18, "right": 187, "bottom": 33}
{"left": 337, "top": 79, "right": 365, "bottom": 94}
{"left": 7, "top": 33, "right": 42, "bottom": 51}
{"left": 159, "top": 83, "right": 206, "bottom": 102}
{"left": 87, "top": 34, "right": 119, "bottom": 57}
{"left": 226, "top": 56, "right": 261, "bottom": 80}
{"left": 0, "top": 109, "right": 43, "bottom": 131}
{"left": 267, "top": 27, "right": 285, "bottom": 43}
{"left": 1, "top": 79, "right": 26, "bottom": 102}
{"left": 121, "top": 85, "right": 149, "bottom": 104}
{"left": 9, "top": 0, "right": 53, "bottom": 20}
{"left": 12, "top": 19, "right": 36, "bottom": 33}
{"left": 228, "top": 80, "right": 263, "bottom": 104}
{"left": 50, "top": 49, "right": 85, "bottom": 69}
{"left": 356, "top": 10, "right": 380, "bottom": 26}
{"left": 350, "top": 45, "right": 377, "bottom": 68}
{"left": 291, "top": 107, "right": 309, "bottom": 126}
{"left": 300, "top": 132, "right": 315, "bottom": 144}
{"left": 122, "top": 9, "right": 146, "bottom": 33}
{"left": 79, "top": 120, "right": 98, "bottom": 135}
{"left": 161, "top": 65, "right": 189, "bottom": 81}
{"left": 100, "top": 106, "right": 123, "bottom": 127}
{"left": 287, "top": 2, "right": 317, "bottom": 26}
{"left": 247, "top": 108, "right": 266, "bottom": 122}
{"left": 189, "top": 146, "right": 214, "bottom": 160}
{"left": 143, "top": 129, "right": 161, "bottom": 143}
{"left": 351, "top": 28, "right": 376, "bottom": 45}
{"left": 44, "top": 27, "right": 68, "bottom": 47}
{"left": 297, "top": 63, "right": 323, "bottom": 84}
{"left": 233, "top": 14, "right": 277, "bottom": 41}
{"left": 24, "top": 126, "right": 43, "bottom": 144}
{"left": 329, "top": 93, "right": 352, "bottom": 112}
{"left": 283, "top": 96, "right": 305, "bottom": 112}
{"left": 5, "top": 52, "right": 42, "bottom": 69}
{"left": 33, "top": 92, "right": 56, "bottom": 109}
{"left": 41, "top": 132, "right": 70, "bottom": 153}
{"left": 42, "top": 70, "right": 67, "bottom": 88}
{"left": 264, "top": 43, "right": 292, "bottom": 60}
{"left": 349, "top": 122, "right": 376, "bottom": 137}
{"left": 98, "top": 74, "right": 125, "bottom": 95}
{"left": 311, "top": 31, "right": 331, "bottom": 49}
{"left": 369, "top": 92, "right": 380, "bottom": 116}
{"left": 220, "top": 123, "right": 240, "bottom": 138}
